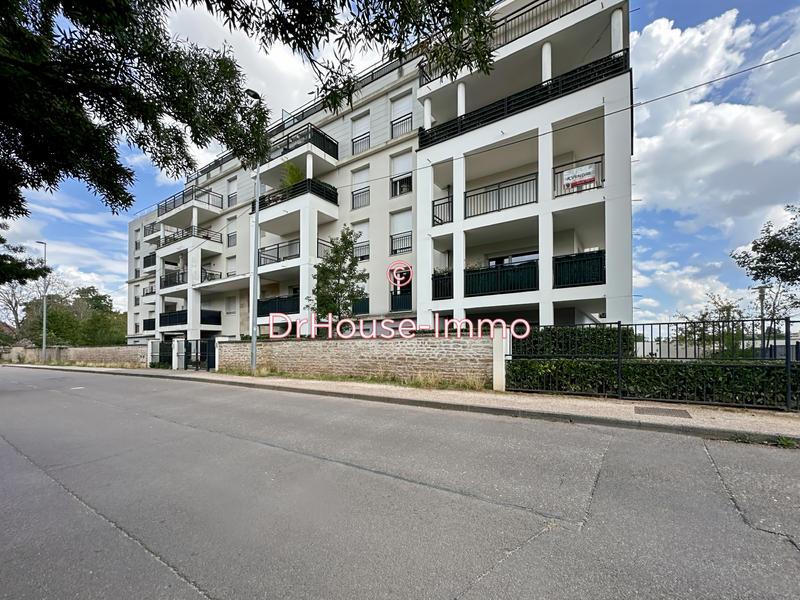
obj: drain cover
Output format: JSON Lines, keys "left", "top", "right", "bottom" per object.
{"left": 634, "top": 406, "right": 692, "bottom": 419}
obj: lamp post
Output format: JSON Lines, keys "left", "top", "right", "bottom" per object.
{"left": 246, "top": 88, "right": 262, "bottom": 375}
{"left": 36, "top": 241, "right": 47, "bottom": 363}
{"left": 755, "top": 284, "right": 771, "bottom": 358}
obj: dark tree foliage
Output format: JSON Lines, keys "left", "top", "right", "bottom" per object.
{"left": 0, "top": 224, "right": 50, "bottom": 285}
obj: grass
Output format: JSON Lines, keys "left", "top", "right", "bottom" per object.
{"left": 776, "top": 436, "right": 798, "bottom": 449}
{"left": 216, "top": 366, "right": 490, "bottom": 391}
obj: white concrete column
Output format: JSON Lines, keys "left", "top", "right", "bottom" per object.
{"left": 492, "top": 325, "right": 506, "bottom": 391}
{"left": 538, "top": 122, "right": 554, "bottom": 326}
{"left": 424, "top": 98, "right": 432, "bottom": 130}
{"left": 611, "top": 9, "right": 624, "bottom": 53}
{"left": 416, "top": 164, "right": 435, "bottom": 328}
{"left": 305, "top": 153, "right": 314, "bottom": 180}
{"left": 452, "top": 155, "right": 466, "bottom": 306}
{"left": 191, "top": 206, "right": 198, "bottom": 229}
{"left": 186, "top": 248, "right": 201, "bottom": 339}
{"left": 299, "top": 207, "right": 318, "bottom": 336}
{"left": 457, "top": 82, "right": 466, "bottom": 117}
{"left": 542, "top": 41, "right": 552, "bottom": 82}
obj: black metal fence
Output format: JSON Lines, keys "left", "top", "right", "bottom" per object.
{"left": 157, "top": 186, "right": 223, "bottom": 216}
{"left": 391, "top": 173, "right": 413, "bottom": 197}
{"left": 158, "top": 226, "right": 222, "bottom": 248}
{"left": 465, "top": 260, "right": 539, "bottom": 297}
{"left": 553, "top": 250, "right": 606, "bottom": 288}
{"left": 352, "top": 188, "right": 370, "bottom": 210}
{"left": 432, "top": 273, "right": 453, "bottom": 300}
{"left": 258, "top": 294, "right": 300, "bottom": 317}
{"left": 251, "top": 178, "right": 338, "bottom": 212}
{"left": 390, "top": 231, "right": 412, "bottom": 255}
{"left": 465, "top": 174, "right": 537, "bottom": 218}
{"left": 161, "top": 270, "right": 187, "bottom": 288}
{"left": 506, "top": 318, "right": 800, "bottom": 411}
{"left": 268, "top": 123, "right": 339, "bottom": 160}
{"left": 259, "top": 239, "right": 300, "bottom": 265}
{"left": 432, "top": 196, "right": 453, "bottom": 226}
{"left": 391, "top": 114, "right": 413, "bottom": 138}
{"left": 150, "top": 341, "right": 172, "bottom": 366}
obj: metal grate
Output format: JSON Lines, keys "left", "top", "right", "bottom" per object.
{"left": 634, "top": 406, "right": 692, "bottom": 419}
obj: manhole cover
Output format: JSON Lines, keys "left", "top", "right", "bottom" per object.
{"left": 634, "top": 406, "right": 692, "bottom": 419}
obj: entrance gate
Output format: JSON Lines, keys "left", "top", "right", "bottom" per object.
{"left": 183, "top": 339, "right": 216, "bottom": 371}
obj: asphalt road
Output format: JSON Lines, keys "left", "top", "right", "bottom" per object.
{"left": 1, "top": 366, "right": 798, "bottom": 599}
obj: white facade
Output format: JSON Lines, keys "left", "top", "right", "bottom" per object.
{"left": 125, "top": 0, "right": 633, "bottom": 345}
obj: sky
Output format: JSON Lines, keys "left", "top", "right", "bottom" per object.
{"left": 9, "top": 0, "right": 800, "bottom": 319}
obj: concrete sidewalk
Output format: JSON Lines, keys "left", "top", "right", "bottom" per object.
{"left": 7, "top": 364, "right": 800, "bottom": 444}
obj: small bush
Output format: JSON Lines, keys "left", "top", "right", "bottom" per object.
{"left": 149, "top": 361, "right": 172, "bottom": 369}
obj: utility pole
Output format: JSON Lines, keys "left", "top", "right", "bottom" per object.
{"left": 246, "top": 88, "right": 263, "bottom": 375}
{"left": 36, "top": 241, "right": 47, "bottom": 363}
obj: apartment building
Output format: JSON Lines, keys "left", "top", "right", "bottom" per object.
{"left": 126, "top": 0, "right": 633, "bottom": 346}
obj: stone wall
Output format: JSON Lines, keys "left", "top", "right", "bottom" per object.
{"left": 2, "top": 345, "right": 148, "bottom": 366}
{"left": 218, "top": 336, "right": 494, "bottom": 386}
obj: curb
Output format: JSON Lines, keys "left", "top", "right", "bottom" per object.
{"left": 7, "top": 365, "right": 799, "bottom": 445}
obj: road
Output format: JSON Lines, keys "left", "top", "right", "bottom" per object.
{"left": 0, "top": 366, "right": 798, "bottom": 599}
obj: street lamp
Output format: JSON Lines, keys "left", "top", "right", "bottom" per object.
{"left": 246, "top": 88, "right": 262, "bottom": 374}
{"left": 36, "top": 241, "right": 47, "bottom": 363}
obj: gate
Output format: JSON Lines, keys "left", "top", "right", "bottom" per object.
{"left": 183, "top": 339, "right": 216, "bottom": 371}
{"left": 150, "top": 341, "right": 173, "bottom": 367}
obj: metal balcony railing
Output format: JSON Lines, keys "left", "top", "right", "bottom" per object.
{"left": 352, "top": 187, "right": 370, "bottom": 210}
{"left": 432, "top": 196, "right": 453, "bottom": 226}
{"left": 200, "top": 310, "right": 222, "bottom": 325}
{"left": 227, "top": 192, "right": 238, "bottom": 207}
{"left": 160, "top": 310, "right": 188, "bottom": 327}
{"left": 352, "top": 132, "right": 370, "bottom": 155}
{"left": 157, "top": 186, "right": 224, "bottom": 217}
{"left": 317, "top": 238, "right": 332, "bottom": 258}
{"left": 465, "top": 259, "right": 539, "bottom": 297}
{"left": 257, "top": 294, "right": 300, "bottom": 317}
{"left": 227, "top": 232, "right": 237, "bottom": 247}
{"left": 391, "top": 173, "right": 412, "bottom": 197}
{"left": 259, "top": 239, "right": 300, "bottom": 266}
{"left": 432, "top": 273, "right": 454, "bottom": 300}
{"left": 251, "top": 178, "right": 338, "bottom": 212}
{"left": 553, "top": 250, "right": 606, "bottom": 288}
{"left": 419, "top": 50, "right": 629, "bottom": 149}
{"left": 186, "top": 150, "right": 236, "bottom": 183}
{"left": 353, "top": 297, "right": 370, "bottom": 315}
{"left": 391, "top": 114, "right": 412, "bottom": 138}
{"left": 268, "top": 123, "right": 339, "bottom": 161}
{"left": 143, "top": 254, "right": 156, "bottom": 268}
{"left": 157, "top": 226, "right": 222, "bottom": 249}
{"left": 465, "top": 174, "right": 538, "bottom": 218}
{"left": 353, "top": 241, "right": 370, "bottom": 262}
{"left": 142, "top": 286, "right": 156, "bottom": 296}
{"left": 553, "top": 155, "right": 604, "bottom": 196}
{"left": 390, "top": 231, "right": 412, "bottom": 255}
{"left": 160, "top": 270, "right": 187, "bottom": 288}
{"left": 200, "top": 269, "right": 222, "bottom": 282}
{"left": 143, "top": 222, "right": 159, "bottom": 237}
{"left": 143, "top": 318, "right": 156, "bottom": 331}
{"left": 391, "top": 291, "right": 412, "bottom": 312}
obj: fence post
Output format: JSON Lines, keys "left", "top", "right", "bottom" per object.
{"left": 617, "top": 321, "right": 622, "bottom": 400}
{"left": 786, "top": 317, "right": 792, "bottom": 411}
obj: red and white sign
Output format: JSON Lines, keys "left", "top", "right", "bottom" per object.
{"left": 563, "top": 164, "right": 596, "bottom": 187}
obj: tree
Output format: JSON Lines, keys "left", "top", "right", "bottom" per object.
{"left": 306, "top": 225, "right": 368, "bottom": 324}
{"left": 0, "top": 225, "right": 49, "bottom": 285}
{"left": 731, "top": 205, "right": 800, "bottom": 318}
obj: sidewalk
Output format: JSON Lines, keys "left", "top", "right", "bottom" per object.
{"left": 8, "top": 364, "right": 800, "bottom": 444}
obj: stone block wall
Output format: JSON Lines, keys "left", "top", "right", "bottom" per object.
{"left": 219, "top": 336, "right": 494, "bottom": 386}
{"left": 3, "top": 345, "right": 148, "bottom": 366}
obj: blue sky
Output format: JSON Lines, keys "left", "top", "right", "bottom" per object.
{"left": 11, "top": 1, "right": 800, "bottom": 318}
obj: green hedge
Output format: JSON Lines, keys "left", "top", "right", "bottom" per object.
{"left": 506, "top": 358, "right": 800, "bottom": 409}
{"left": 511, "top": 325, "right": 637, "bottom": 358}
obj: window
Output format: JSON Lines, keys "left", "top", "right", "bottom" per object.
{"left": 390, "top": 94, "right": 413, "bottom": 138}
{"left": 390, "top": 211, "right": 412, "bottom": 255}
{"left": 391, "top": 152, "right": 412, "bottom": 197}
{"left": 227, "top": 177, "right": 238, "bottom": 207}
{"left": 352, "top": 114, "right": 370, "bottom": 154}
{"left": 226, "top": 296, "right": 237, "bottom": 314}
{"left": 352, "top": 221, "right": 370, "bottom": 261}
{"left": 226, "top": 256, "right": 236, "bottom": 277}
{"left": 352, "top": 167, "right": 370, "bottom": 209}
{"left": 488, "top": 252, "right": 539, "bottom": 267}
{"left": 134, "top": 240, "right": 141, "bottom": 251}
{"left": 227, "top": 217, "right": 237, "bottom": 247}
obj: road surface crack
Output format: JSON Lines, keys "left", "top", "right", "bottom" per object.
{"left": 579, "top": 429, "right": 613, "bottom": 531}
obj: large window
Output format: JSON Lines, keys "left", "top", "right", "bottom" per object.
{"left": 390, "top": 211, "right": 412, "bottom": 255}
{"left": 390, "top": 94, "right": 413, "bottom": 138}
{"left": 227, "top": 217, "right": 237, "bottom": 247}
{"left": 390, "top": 152, "right": 412, "bottom": 197}
{"left": 352, "top": 114, "right": 370, "bottom": 155}
{"left": 352, "top": 167, "right": 370, "bottom": 209}
{"left": 352, "top": 221, "right": 370, "bottom": 261}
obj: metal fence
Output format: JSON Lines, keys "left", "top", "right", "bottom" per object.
{"left": 465, "top": 174, "right": 537, "bottom": 218}
{"left": 506, "top": 318, "right": 800, "bottom": 411}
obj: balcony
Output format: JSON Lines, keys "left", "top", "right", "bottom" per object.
{"left": 352, "top": 132, "right": 370, "bottom": 155}
{"left": 353, "top": 297, "right": 369, "bottom": 315}
{"left": 201, "top": 309, "right": 222, "bottom": 325}
{"left": 227, "top": 192, "right": 238, "bottom": 207}
{"left": 391, "top": 291, "right": 412, "bottom": 312}
{"left": 200, "top": 269, "right": 222, "bottom": 282}
{"left": 432, "top": 272, "right": 454, "bottom": 300}
{"left": 553, "top": 250, "right": 605, "bottom": 288}
{"left": 391, "top": 173, "right": 412, "bottom": 197}
{"left": 465, "top": 174, "right": 537, "bottom": 218}
{"left": 259, "top": 239, "right": 300, "bottom": 266}
{"left": 419, "top": 50, "right": 629, "bottom": 150}
{"left": 143, "top": 318, "right": 156, "bottom": 331}
{"left": 390, "top": 231, "right": 412, "bottom": 255}
{"left": 157, "top": 186, "right": 223, "bottom": 217}
{"left": 142, "top": 286, "right": 156, "bottom": 296}
{"left": 160, "top": 311, "right": 188, "bottom": 327}
{"left": 268, "top": 124, "right": 339, "bottom": 161}
{"left": 352, "top": 188, "right": 370, "bottom": 210}
{"left": 186, "top": 150, "right": 235, "bottom": 183}
{"left": 554, "top": 155, "right": 604, "bottom": 197}
{"left": 161, "top": 270, "right": 187, "bottom": 289}
{"left": 464, "top": 259, "right": 539, "bottom": 297}
{"left": 251, "top": 178, "right": 338, "bottom": 212}
{"left": 158, "top": 226, "right": 222, "bottom": 249}
{"left": 419, "top": 0, "right": 598, "bottom": 85}
{"left": 353, "top": 241, "right": 370, "bottom": 262}
{"left": 432, "top": 197, "right": 453, "bottom": 226}
{"left": 143, "top": 254, "right": 156, "bottom": 268}
{"left": 143, "top": 222, "right": 159, "bottom": 237}
{"left": 258, "top": 294, "right": 300, "bottom": 317}
{"left": 391, "top": 114, "right": 412, "bottom": 138}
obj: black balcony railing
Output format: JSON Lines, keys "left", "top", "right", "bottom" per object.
{"left": 390, "top": 231, "right": 412, "bottom": 255}
{"left": 143, "top": 254, "right": 156, "bottom": 268}
{"left": 419, "top": 0, "right": 597, "bottom": 85}
{"left": 227, "top": 232, "right": 237, "bottom": 247}
{"left": 432, "top": 273, "right": 453, "bottom": 300}
{"left": 317, "top": 238, "right": 332, "bottom": 258}
{"left": 553, "top": 250, "right": 606, "bottom": 288}
{"left": 553, "top": 155, "right": 604, "bottom": 196}
{"left": 259, "top": 239, "right": 300, "bottom": 266}
{"left": 186, "top": 150, "right": 236, "bottom": 182}
{"left": 353, "top": 241, "right": 370, "bottom": 262}
{"left": 160, "top": 270, "right": 187, "bottom": 288}
{"left": 227, "top": 271, "right": 237, "bottom": 277}
{"left": 391, "top": 114, "right": 413, "bottom": 138}
{"left": 258, "top": 294, "right": 300, "bottom": 317}
{"left": 391, "top": 291, "right": 412, "bottom": 312}
{"left": 352, "top": 132, "right": 370, "bottom": 155}
{"left": 391, "top": 173, "right": 412, "bottom": 197}
{"left": 160, "top": 310, "right": 188, "bottom": 327}
{"left": 143, "top": 222, "right": 159, "bottom": 237}
{"left": 465, "top": 259, "right": 539, "bottom": 297}
{"left": 419, "top": 49, "right": 629, "bottom": 149}
{"left": 269, "top": 123, "right": 339, "bottom": 161}
{"left": 200, "top": 309, "right": 222, "bottom": 325}
{"left": 353, "top": 297, "right": 369, "bottom": 315}
{"left": 158, "top": 226, "right": 222, "bottom": 248}
{"left": 157, "top": 186, "right": 224, "bottom": 217}
{"left": 143, "top": 318, "right": 156, "bottom": 331}
{"left": 227, "top": 192, "right": 238, "bottom": 207}
{"left": 142, "top": 286, "right": 156, "bottom": 296}
{"left": 251, "top": 178, "right": 338, "bottom": 212}
{"left": 432, "top": 196, "right": 453, "bottom": 226}
{"left": 352, "top": 187, "right": 370, "bottom": 209}
{"left": 465, "top": 174, "right": 538, "bottom": 218}
{"left": 200, "top": 269, "right": 222, "bottom": 282}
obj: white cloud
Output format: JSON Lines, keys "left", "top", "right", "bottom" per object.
{"left": 635, "top": 297, "right": 660, "bottom": 308}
